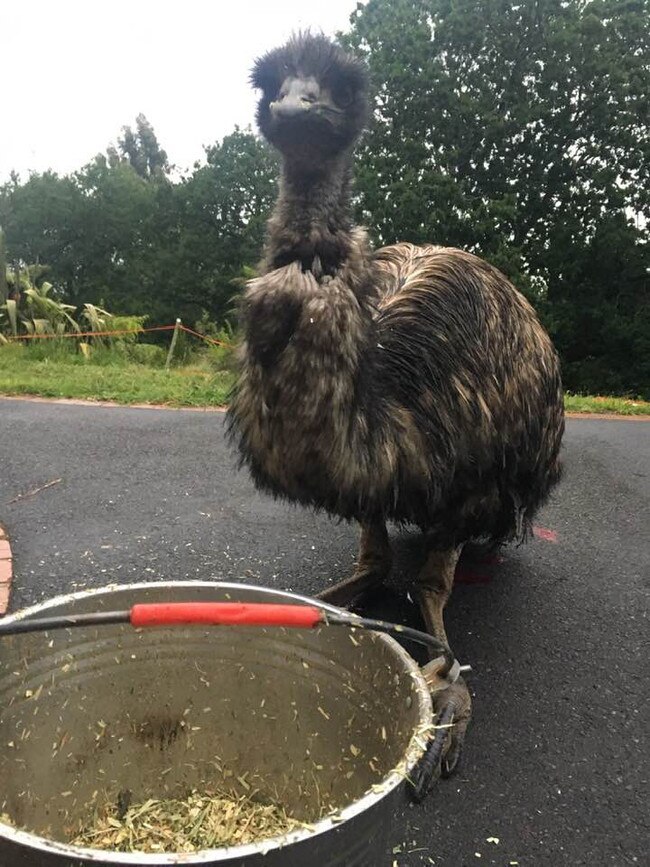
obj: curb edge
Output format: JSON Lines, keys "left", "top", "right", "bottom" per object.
{"left": 0, "top": 523, "right": 13, "bottom": 616}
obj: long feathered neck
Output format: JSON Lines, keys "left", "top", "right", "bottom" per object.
{"left": 262, "top": 152, "right": 359, "bottom": 277}
{"left": 231, "top": 141, "right": 389, "bottom": 509}
{"left": 238, "top": 142, "right": 379, "bottom": 430}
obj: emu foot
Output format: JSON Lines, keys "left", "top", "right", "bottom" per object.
{"left": 410, "top": 676, "right": 472, "bottom": 801}
{"left": 318, "top": 521, "right": 391, "bottom": 609}
{"left": 316, "top": 565, "right": 387, "bottom": 609}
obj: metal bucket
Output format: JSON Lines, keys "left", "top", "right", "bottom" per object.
{"left": 0, "top": 582, "right": 432, "bottom": 866}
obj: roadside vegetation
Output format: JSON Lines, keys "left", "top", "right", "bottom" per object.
{"left": 2, "top": 0, "right": 649, "bottom": 402}
{"left": 0, "top": 271, "right": 236, "bottom": 406}
{"left": 563, "top": 394, "right": 650, "bottom": 417}
{"left": 0, "top": 342, "right": 235, "bottom": 407}
{"left": 1, "top": 0, "right": 648, "bottom": 414}
{"left": 1, "top": 339, "right": 648, "bottom": 415}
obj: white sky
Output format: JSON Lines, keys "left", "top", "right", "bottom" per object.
{"left": 1, "top": 0, "right": 361, "bottom": 182}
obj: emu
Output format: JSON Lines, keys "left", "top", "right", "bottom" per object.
{"left": 227, "top": 33, "right": 564, "bottom": 790}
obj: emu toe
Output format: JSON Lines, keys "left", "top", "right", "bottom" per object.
{"left": 316, "top": 564, "right": 387, "bottom": 609}
{"left": 410, "top": 677, "right": 472, "bottom": 801}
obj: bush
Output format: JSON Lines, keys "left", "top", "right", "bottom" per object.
{"left": 22, "top": 339, "right": 79, "bottom": 363}
{"left": 563, "top": 358, "right": 648, "bottom": 401}
{"left": 205, "top": 342, "right": 238, "bottom": 372}
{"left": 0, "top": 342, "right": 26, "bottom": 361}
{"left": 105, "top": 314, "right": 147, "bottom": 344}
{"left": 199, "top": 321, "right": 239, "bottom": 372}
{"left": 126, "top": 343, "right": 166, "bottom": 367}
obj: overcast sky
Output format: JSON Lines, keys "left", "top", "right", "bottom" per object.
{"left": 2, "top": 0, "right": 361, "bottom": 182}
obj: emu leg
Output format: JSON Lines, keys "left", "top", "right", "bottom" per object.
{"left": 411, "top": 545, "right": 472, "bottom": 799}
{"left": 317, "top": 521, "right": 391, "bottom": 607}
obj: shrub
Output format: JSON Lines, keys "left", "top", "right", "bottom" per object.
{"left": 202, "top": 322, "right": 239, "bottom": 372}
{"left": 126, "top": 343, "right": 166, "bottom": 367}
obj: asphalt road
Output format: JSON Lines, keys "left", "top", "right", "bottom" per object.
{"left": 0, "top": 397, "right": 648, "bottom": 866}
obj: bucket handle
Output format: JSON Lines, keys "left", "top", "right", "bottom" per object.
{"left": 0, "top": 601, "right": 462, "bottom": 679}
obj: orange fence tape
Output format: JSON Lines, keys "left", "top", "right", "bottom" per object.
{"left": 177, "top": 324, "right": 228, "bottom": 347}
{"left": 5, "top": 324, "right": 231, "bottom": 348}
{"left": 6, "top": 325, "right": 175, "bottom": 340}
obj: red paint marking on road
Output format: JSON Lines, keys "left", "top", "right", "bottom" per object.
{"left": 533, "top": 526, "right": 558, "bottom": 543}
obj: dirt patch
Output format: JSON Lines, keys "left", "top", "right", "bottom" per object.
{"left": 134, "top": 715, "right": 182, "bottom": 751}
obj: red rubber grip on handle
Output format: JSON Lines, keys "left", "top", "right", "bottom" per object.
{"left": 130, "top": 602, "right": 324, "bottom": 630}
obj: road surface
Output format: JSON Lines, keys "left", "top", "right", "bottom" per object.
{"left": 0, "top": 397, "right": 647, "bottom": 865}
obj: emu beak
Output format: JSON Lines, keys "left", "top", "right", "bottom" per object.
{"left": 270, "top": 76, "right": 320, "bottom": 118}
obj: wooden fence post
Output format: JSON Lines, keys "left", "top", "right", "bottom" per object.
{"left": 165, "top": 318, "right": 182, "bottom": 370}
{"left": 0, "top": 227, "right": 7, "bottom": 305}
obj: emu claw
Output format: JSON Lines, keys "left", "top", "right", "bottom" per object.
{"left": 410, "top": 705, "right": 456, "bottom": 801}
{"left": 316, "top": 566, "right": 386, "bottom": 609}
{"left": 409, "top": 677, "right": 471, "bottom": 802}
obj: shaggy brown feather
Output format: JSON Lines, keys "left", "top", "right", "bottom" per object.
{"left": 227, "top": 35, "right": 564, "bottom": 551}
{"left": 230, "top": 240, "right": 563, "bottom": 547}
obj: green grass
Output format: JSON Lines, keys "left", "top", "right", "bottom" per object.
{"left": 0, "top": 343, "right": 235, "bottom": 407}
{"left": 564, "top": 394, "right": 650, "bottom": 416}
{"left": 1, "top": 343, "right": 648, "bottom": 414}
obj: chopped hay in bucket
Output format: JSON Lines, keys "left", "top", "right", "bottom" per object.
{"left": 71, "top": 789, "right": 310, "bottom": 853}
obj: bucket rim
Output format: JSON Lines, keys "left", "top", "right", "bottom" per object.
{"left": 0, "top": 581, "right": 433, "bottom": 864}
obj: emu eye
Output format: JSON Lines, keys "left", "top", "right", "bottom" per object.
{"left": 332, "top": 83, "right": 354, "bottom": 109}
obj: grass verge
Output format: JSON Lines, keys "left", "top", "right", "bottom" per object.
{"left": 1, "top": 346, "right": 648, "bottom": 414}
{"left": 0, "top": 346, "right": 235, "bottom": 407}
{"left": 564, "top": 394, "right": 650, "bottom": 416}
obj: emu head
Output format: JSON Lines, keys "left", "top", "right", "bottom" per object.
{"left": 251, "top": 33, "right": 368, "bottom": 163}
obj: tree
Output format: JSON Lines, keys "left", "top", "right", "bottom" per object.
{"left": 2, "top": 10, "right": 647, "bottom": 397}
{"left": 0, "top": 227, "right": 7, "bottom": 304}
{"left": 344, "top": 0, "right": 650, "bottom": 395}
{"left": 117, "top": 113, "right": 170, "bottom": 180}
{"left": 170, "top": 128, "right": 279, "bottom": 319}
{"left": 0, "top": 125, "right": 278, "bottom": 329}
{"left": 0, "top": 171, "right": 87, "bottom": 298}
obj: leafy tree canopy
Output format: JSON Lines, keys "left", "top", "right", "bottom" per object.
{"left": 1, "top": 2, "right": 648, "bottom": 396}
{"left": 0, "top": 126, "right": 278, "bottom": 328}
{"left": 344, "top": 0, "right": 649, "bottom": 395}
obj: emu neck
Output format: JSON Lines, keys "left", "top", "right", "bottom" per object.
{"left": 234, "top": 148, "right": 384, "bottom": 505}
{"left": 264, "top": 152, "right": 355, "bottom": 275}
